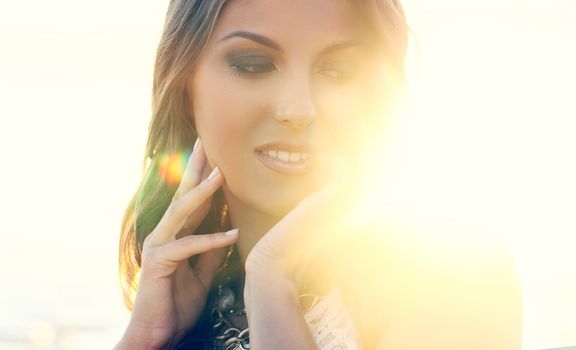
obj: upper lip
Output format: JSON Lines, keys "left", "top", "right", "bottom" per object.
{"left": 255, "top": 142, "right": 319, "bottom": 154}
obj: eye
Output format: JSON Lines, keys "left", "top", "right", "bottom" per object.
{"left": 227, "top": 55, "right": 277, "bottom": 76}
{"left": 317, "top": 60, "right": 359, "bottom": 83}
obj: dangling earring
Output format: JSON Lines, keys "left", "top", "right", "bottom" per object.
{"left": 219, "top": 201, "right": 230, "bottom": 228}
{"left": 215, "top": 201, "right": 235, "bottom": 275}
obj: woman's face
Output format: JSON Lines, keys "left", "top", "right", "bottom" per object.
{"left": 188, "top": 0, "right": 383, "bottom": 216}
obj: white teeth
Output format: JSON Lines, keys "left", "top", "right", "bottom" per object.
{"left": 277, "top": 151, "right": 290, "bottom": 161}
{"left": 263, "top": 150, "right": 310, "bottom": 162}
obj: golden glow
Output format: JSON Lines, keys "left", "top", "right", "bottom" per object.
{"left": 1, "top": 1, "right": 574, "bottom": 349}
{"left": 350, "top": 2, "right": 576, "bottom": 348}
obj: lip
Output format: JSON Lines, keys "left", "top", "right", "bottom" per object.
{"left": 255, "top": 142, "right": 317, "bottom": 153}
{"left": 254, "top": 142, "right": 317, "bottom": 176}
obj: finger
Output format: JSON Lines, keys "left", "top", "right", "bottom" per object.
{"left": 148, "top": 167, "right": 224, "bottom": 245}
{"left": 173, "top": 138, "right": 206, "bottom": 202}
{"left": 181, "top": 196, "right": 212, "bottom": 230}
{"left": 158, "top": 229, "right": 239, "bottom": 264}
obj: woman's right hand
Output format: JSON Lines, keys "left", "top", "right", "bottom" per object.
{"left": 116, "top": 139, "right": 239, "bottom": 350}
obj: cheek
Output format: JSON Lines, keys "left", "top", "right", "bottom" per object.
{"left": 317, "top": 85, "right": 369, "bottom": 156}
{"left": 317, "top": 70, "right": 387, "bottom": 158}
{"left": 193, "top": 99, "right": 236, "bottom": 168}
{"left": 191, "top": 71, "right": 260, "bottom": 164}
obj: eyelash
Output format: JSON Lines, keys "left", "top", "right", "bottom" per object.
{"left": 227, "top": 56, "right": 358, "bottom": 82}
{"left": 318, "top": 66, "right": 356, "bottom": 82}
{"left": 229, "top": 62, "right": 277, "bottom": 76}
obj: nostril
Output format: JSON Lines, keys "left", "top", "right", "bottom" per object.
{"left": 274, "top": 105, "right": 317, "bottom": 128}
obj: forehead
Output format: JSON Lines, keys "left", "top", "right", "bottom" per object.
{"left": 212, "top": 0, "right": 368, "bottom": 49}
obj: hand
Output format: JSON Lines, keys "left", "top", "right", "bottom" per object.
{"left": 245, "top": 152, "right": 357, "bottom": 285}
{"left": 120, "top": 139, "right": 239, "bottom": 350}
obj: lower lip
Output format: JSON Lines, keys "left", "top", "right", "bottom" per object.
{"left": 255, "top": 150, "right": 314, "bottom": 175}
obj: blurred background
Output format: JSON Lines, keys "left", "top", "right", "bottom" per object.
{"left": 0, "top": 0, "right": 574, "bottom": 349}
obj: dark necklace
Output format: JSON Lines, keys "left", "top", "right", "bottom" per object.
{"left": 208, "top": 246, "right": 250, "bottom": 350}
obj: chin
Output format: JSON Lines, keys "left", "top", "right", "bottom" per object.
{"left": 223, "top": 162, "right": 326, "bottom": 218}
{"left": 257, "top": 187, "right": 313, "bottom": 217}
{"left": 262, "top": 197, "right": 304, "bottom": 217}
{"left": 249, "top": 178, "right": 323, "bottom": 217}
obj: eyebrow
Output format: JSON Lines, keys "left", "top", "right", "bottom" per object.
{"left": 218, "top": 31, "right": 283, "bottom": 52}
{"left": 217, "top": 30, "right": 364, "bottom": 55}
{"left": 320, "top": 40, "right": 364, "bottom": 55}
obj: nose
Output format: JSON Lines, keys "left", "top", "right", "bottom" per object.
{"left": 273, "top": 75, "right": 317, "bottom": 128}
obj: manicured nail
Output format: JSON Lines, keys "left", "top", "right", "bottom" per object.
{"left": 225, "top": 228, "right": 239, "bottom": 236}
{"left": 207, "top": 166, "right": 221, "bottom": 180}
{"left": 193, "top": 138, "right": 201, "bottom": 152}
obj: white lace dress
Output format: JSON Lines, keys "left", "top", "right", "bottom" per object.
{"left": 303, "top": 285, "right": 361, "bottom": 350}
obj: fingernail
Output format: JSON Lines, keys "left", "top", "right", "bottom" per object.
{"left": 225, "top": 228, "right": 239, "bottom": 236}
{"left": 193, "top": 138, "right": 201, "bottom": 152}
{"left": 207, "top": 166, "right": 221, "bottom": 180}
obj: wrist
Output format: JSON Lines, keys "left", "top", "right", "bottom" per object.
{"left": 244, "top": 265, "right": 299, "bottom": 307}
{"left": 114, "top": 335, "right": 158, "bottom": 350}
{"left": 244, "top": 251, "right": 292, "bottom": 278}
{"left": 116, "top": 323, "right": 167, "bottom": 350}
{"left": 242, "top": 265, "right": 319, "bottom": 350}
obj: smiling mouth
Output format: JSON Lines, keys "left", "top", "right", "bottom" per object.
{"left": 258, "top": 149, "right": 310, "bottom": 162}
{"left": 254, "top": 144, "right": 317, "bottom": 175}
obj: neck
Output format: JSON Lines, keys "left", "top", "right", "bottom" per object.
{"left": 222, "top": 188, "right": 283, "bottom": 267}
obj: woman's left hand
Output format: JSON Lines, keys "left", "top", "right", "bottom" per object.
{"left": 245, "top": 152, "right": 358, "bottom": 283}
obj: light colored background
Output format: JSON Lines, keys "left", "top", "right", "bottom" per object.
{"left": 0, "top": 0, "right": 574, "bottom": 349}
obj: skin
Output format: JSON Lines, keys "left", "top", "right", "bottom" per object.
{"left": 115, "top": 0, "right": 523, "bottom": 349}
{"left": 187, "top": 0, "right": 379, "bottom": 266}
{"left": 116, "top": 2, "right": 375, "bottom": 348}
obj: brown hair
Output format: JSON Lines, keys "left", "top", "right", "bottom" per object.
{"left": 118, "top": 0, "right": 409, "bottom": 318}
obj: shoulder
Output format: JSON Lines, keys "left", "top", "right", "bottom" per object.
{"left": 338, "top": 227, "right": 523, "bottom": 349}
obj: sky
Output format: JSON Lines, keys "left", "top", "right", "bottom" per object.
{"left": 0, "top": 1, "right": 575, "bottom": 349}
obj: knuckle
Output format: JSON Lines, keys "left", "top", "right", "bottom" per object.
{"left": 206, "top": 233, "right": 219, "bottom": 247}
{"left": 206, "top": 233, "right": 222, "bottom": 245}
{"left": 175, "top": 235, "right": 195, "bottom": 247}
{"left": 188, "top": 186, "right": 206, "bottom": 202}
{"left": 142, "top": 234, "right": 154, "bottom": 249}
{"left": 166, "top": 200, "right": 184, "bottom": 221}
{"left": 187, "top": 233, "right": 217, "bottom": 251}
{"left": 196, "top": 178, "right": 216, "bottom": 197}
{"left": 140, "top": 247, "right": 160, "bottom": 267}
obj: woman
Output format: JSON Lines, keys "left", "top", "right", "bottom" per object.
{"left": 115, "top": 0, "right": 523, "bottom": 349}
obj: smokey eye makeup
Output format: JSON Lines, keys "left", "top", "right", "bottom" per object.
{"left": 317, "top": 60, "right": 360, "bottom": 83}
{"left": 315, "top": 52, "right": 368, "bottom": 85}
{"left": 225, "top": 50, "right": 277, "bottom": 77}
{"left": 222, "top": 46, "right": 367, "bottom": 84}
{"left": 225, "top": 55, "right": 359, "bottom": 82}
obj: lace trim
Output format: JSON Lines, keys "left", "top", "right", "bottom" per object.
{"left": 303, "top": 285, "right": 361, "bottom": 350}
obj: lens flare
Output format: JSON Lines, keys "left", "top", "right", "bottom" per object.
{"left": 157, "top": 148, "right": 192, "bottom": 184}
